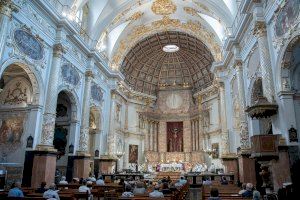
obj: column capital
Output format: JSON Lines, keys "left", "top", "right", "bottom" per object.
{"left": 53, "top": 43, "right": 65, "bottom": 57}
{"left": 233, "top": 59, "right": 243, "bottom": 70}
{"left": 0, "top": 0, "right": 18, "bottom": 18}
{"left": 253, "top": 21, "right": 267, "bottom": 37}
{"left": 85, "top": 70, "right": 94, "bottom": 78}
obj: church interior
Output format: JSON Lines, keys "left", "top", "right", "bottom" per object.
{"left": 0, "top": 0, "right": 299, "bottom": 199}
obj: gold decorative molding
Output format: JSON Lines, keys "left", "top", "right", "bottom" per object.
{"left": 253, "top": 21, "right": 267, "bottom": 37}
{"left": 151, "top": 0, "right": 177, "bottom": 15}
{"left": 127, "top": 11, "right": 144, "bottom": 22}
{"left": 0, "top": 0, "right": 18, "bottom": 18}
{"left": 184, "top": 7, "right": 199, "bottom": 17}
{"left": 111, "top": 16, "right": 222, "bottom": 69}
{"left": 192, "top": 0, "right": 209, "bottom": 12}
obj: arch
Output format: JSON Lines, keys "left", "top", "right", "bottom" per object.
{"left": 57, "top": 86, "right": 81, "bottom": 121}
{"left": 276, "top": 33, "right": 300, "bottom": 93}
{"left": 0, "top": 59, "right": 43, "bottom": 105}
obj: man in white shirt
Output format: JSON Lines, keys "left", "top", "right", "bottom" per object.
{"left": 78, "top": 180, "right": 92, "bottom": 200}
{"left": 96, "top": 176, "right": 105, "bottom": 185}
{"left": 58, "top": 176, "right": 68, "bottom": 185}
{"left": 179, "top": 176, "right": 187, "bottom": 184}
{"left": 43, "top": 183, "right": 60, "bottom": 200}
{"left": 149, "top": 185, "right": 164, "bottom": 198}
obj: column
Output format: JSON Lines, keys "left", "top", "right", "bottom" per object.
{"left": 219, "top": 82, "right": 230, "bottom": 155}
{"left": 77, "top": 70, "right": 93, "bottom": 154}
{"left": 0, "top": 0, "right": 18, "bottom": 59}
{"left": 144, "top": 120, "right": 149, "bottom": 151}
{"left": 32, "top": 43, "right": 64, "bottom": 188}
{"left": 153, "top": 122, "right": 157, "bottom": 152}
{"left": 196, "top": 120, "right": 200, "bottom": 151}
{"left": 149, "top": 121, "right": 153, "bottom": 151}
{"left": 190, "top": 121, "right": 194, "bottom": 151}
{"left": 155, "top": 122, "right": 159, "bottom": 151}
{"left": 235, "top": 61, "right": 250, "bottom": 149}
{"left": 39, "top": 43, "right": 64, "bottom": 149}
{"left": 253, "top": 21, "right": 275, "bottom": 102}
{"left": 194, "top": 121, "right": 197, "bottom": 151}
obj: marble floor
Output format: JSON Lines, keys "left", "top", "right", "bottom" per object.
{"left": 187, "top": 188, "right": 202, "bottom": 200}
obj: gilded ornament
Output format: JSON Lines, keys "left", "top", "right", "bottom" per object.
{"left": 184, "top": 7, "right": 199, "bottom": 17}
{"left": 127, "top": 11, "right": 144, "bottom": 22}
{"left": 192, "top": 0, "right": 209, "bottom": 12}
{"left": 151, "top": 0, "right": 177, "bottom": 15}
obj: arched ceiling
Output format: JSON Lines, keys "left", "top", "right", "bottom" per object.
{"left": 120, "top": 31, "right": 214, "bottom": 95}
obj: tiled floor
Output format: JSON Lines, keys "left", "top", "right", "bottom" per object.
{"left": 187, "top": 188, "right": 202, "bottom": 200}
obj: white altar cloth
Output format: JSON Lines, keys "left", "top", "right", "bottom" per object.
{"left": 160, "top": 163, "right": 183, "bottom": 171}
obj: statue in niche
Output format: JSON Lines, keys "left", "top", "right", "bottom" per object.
{"left": 115, "top": 104, "right": 121, "bottom": 122}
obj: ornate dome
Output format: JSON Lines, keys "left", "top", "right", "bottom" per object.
{"left": 120, "top": 31, "right": 214, "bottom": 95}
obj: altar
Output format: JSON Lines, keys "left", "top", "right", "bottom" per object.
{"left": 159, "top": 163, "right": 184, "bottom": 172}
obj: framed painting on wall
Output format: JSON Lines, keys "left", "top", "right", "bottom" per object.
{"left": 129, "top": 144, "right": 138, "bottom": 163}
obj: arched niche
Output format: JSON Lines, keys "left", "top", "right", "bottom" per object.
{"left": 89, "top": 107, "right": 102, "bottom": 157}
{"left": 0, "top": 63, "right": 41, "bottom": 162}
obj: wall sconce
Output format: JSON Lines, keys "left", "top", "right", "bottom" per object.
{"left": 68, "top": 144, "right": 74, "bottom": 154}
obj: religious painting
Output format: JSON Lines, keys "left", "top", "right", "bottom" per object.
{"left": 275, "top": 0, "right": 300, "bottom": 37}
{"left": 61, "top": 64, "right": 80, "bottom": 86}
{"left": 211, "top": 143, "right": 219, "bottom": 159}
{"left": 167, "top": 122, "right": 183, "bottom": 152}
{"left": 91, "top": 83, "right": 103, "bottom": 102}
{"left": 129, "top": 144, "right": 138, "bottom": 163}
{"left": 13, "top": 29, "right": 44, "bottom": 60}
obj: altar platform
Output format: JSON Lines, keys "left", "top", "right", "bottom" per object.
{"left": 155, "top": 172, "right": 181, "bottom": 181}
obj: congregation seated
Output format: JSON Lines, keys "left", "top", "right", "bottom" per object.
{"left": 242, "top": 183, "right": 254, "bottom": 198}
{"left": 220, "top": 176, "right": 228, "bottom": 185}
{"left": 7, "top": 182, "right": 24, "bottom": 198}
{"left": 161, "top": 182, "right": 172, "bottom": 195}
{"left": 96, "top": 176, "right": 105, "bottom": 185}
{"left": 122, "top": 185, "right": 134, "bottom": 197}
{"left": 179, "top": 176, "right": 187, "bottom": 184}
{"left": 253, "top": 190, "right": 261, "bottom": 200}
{"left": 174, "top": 180, "right": 183, "bottom": 188}
{"left": 133, "top": 181, "right": 146, "bottom": 195}
{"left": 88, "top": 175, "right": 96, "bottom": 182}
{"left": 238, "top": 183, "right": 247, "bottom": 195}
{"left": 78, "top": 179, "right": 92, "bottom": 199}
{"left": 36, "top": 181, "right": 47, "bottom": 193}
{"left": 208, "top": 188, "right": 221, "bottom": 200}
{"left": 58, "top": 176, "right": 68, "bottom": 185}
{"left": 149, "top": 185, "right": 164, "bottom": 198}
{"left": 43, "top": 183, "right": 60, "bottom": 200}
{"left": 203, "top": 177, "right": 212, "bottom": 185}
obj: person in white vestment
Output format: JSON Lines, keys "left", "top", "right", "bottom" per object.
{"left": 43, "top": 183, "right": 60, "bottom": 200}
{"left": 58, "top": 176, "right": 68, "bottom": 185}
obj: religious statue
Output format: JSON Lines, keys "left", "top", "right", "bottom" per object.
{"left": 168, "top": 126, "right": 182, "bottom": 152}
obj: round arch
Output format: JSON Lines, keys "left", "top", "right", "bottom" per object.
{"left": 0, "top": 59, "right": 43, "bottom": 105}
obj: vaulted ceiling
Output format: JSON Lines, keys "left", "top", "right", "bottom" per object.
{"left": 120, "top": 31, "right": 214, "bottom": 95}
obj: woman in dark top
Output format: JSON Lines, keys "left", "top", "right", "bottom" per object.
{"left": 36, "top": 182, "right": 47, "bottom": 193}
{"left": 208, "top": 188, "right": 222, "bottom": 200}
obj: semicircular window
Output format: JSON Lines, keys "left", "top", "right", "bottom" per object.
{"left": 61, "top": 64, "right": 80, "bottom": 86}
{"left": 14, "top": 29, "right": 44, "bottom": 60}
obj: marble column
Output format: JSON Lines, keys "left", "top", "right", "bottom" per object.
{"left": 77, "top": 70, "right": 93, "bottom": 155}
{"left": 39, "top": 43, "right": 64, "bottom": 150}
{"left": 190, "top": 121, "right": 194, "bottom": 151}
{"left": 144, "top": 120, "right": 149, "bottom": 151}
{"left": 152, "top": 122, "right": 156, "bottom": 152}
{"left": 0, "top": 0, "right": 17, "bottom": 59}
{"left": 253, "top": 21, "right": 275, "bottom": 102}
{"left": 219, "top": 82, "right": 230, "bottom": 155}
{"left": 235, "top": 61, "right": 250, "bottom": 149}
{"left": 32, "top": 43, "right": 64, "bottom": 188}
{"left": 196, "top": 120, "right": 200, "bottom": 151}
{"left": 149, "top": 121, "right": 153, "bottom": 151}
{"left": 155, "top": 122, "right": 159, "bottom": 151}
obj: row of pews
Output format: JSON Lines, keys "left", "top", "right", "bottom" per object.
{"left": 202, "top": 181, "right": 252, "bottom": 200}
{"left": 0, "top": 182, "right": 189, "bottom": 200}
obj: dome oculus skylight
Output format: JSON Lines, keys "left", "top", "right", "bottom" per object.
{"left": 163, "top": 44, "right": 180, "bottom": 53}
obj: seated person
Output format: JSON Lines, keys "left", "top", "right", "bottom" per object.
{"left": 149, "top": 185, "right": 164, "bottom": 198}
{"left": 43, "top": 183, "right": 60, "bottom": 200}
{"left": 133, "top": 181, "right": 146, "bottom": 195}
{"left": 58, "top": 176, "right": 68, "bottom": 184}
{"left": 174, "top": 180, "right": 183, "bottom": 188}
{"left": 208, "top": 188, "right": 221, "bottom": 200}
{"left": 179, "top": 176, "right": 187, "bottom": 184}
{"left": 242, "top": 183, "right": 254, "bottom": 198}
{"left": 36, "top": 181, "right": 47, "bottom": 193}
{"left": 238, "top": 183, "right": 247, "bottom": 195}
{"left": 78, "top": 179, "right": 92, "bottom": 200}
{"left": 122, "top": 185, "right": 134, "bottom": 197}
{"left": 96, "top": 176, "right": 105, "bottom": 185}
{"left": 253, "top": 190, "right": 261, "bottom": 200}
{"left": 161, "top": 182, "right": 172, "bottom": 194}
{"left": 220, "top": 176, "right": 228, "bottom": 185}
{"left": 202, "top": 177, "right": 212, "bottom": 185}
{"left": 88, "top": 175, "right": 96, "bottom": 182}
{"left": 8, "top": 182, "right": 24, "bottom": 198}
{"left": 72, "top": 177, "right": 80, "bottom": 184}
